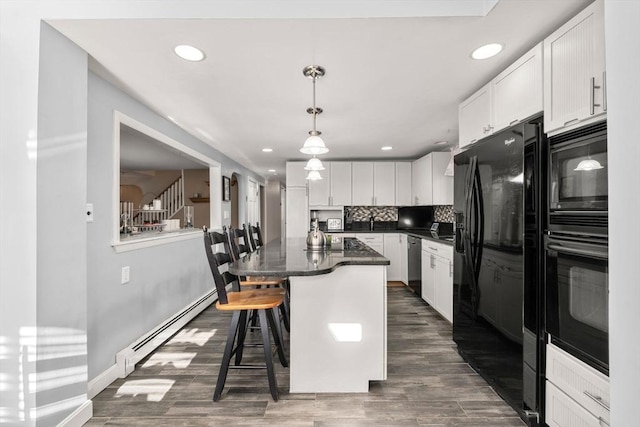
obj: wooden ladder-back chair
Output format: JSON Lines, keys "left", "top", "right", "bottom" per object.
{"left": 203, "top": 227, "right": 288, "bottom": 401}
{"left": 225, "top": 225, "right": 290, "bottom": 332}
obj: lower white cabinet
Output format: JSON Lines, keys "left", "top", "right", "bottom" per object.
{"left": 546, "top": 343, "right": 610, "bottom": 426}
{"left": 420, "top": 239, "right": 453, "bottom": 322}
{"left": 383, "top": 233, "right": 402, "bottom": 281}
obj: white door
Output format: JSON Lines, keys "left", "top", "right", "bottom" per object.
{"left": 399, "top": 234, "right": 408, "bottom": 285}
{"left": 435, "top": 255, "right": 453, "bottom": 323}
{"left": 458, "top": 82, "right": 493, "bottom": 148}
{"left": 421, "top": 250, "right": 436, "bottom": 305}
{"left": 383, "top": 233, "right": 401, "bottom": 281}
{"left": 247, "top": 178, "right": 260, "bottom": 226}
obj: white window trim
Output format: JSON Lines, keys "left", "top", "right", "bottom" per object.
{"left": 112, "top": 111, "right": 222, "bottom": 250}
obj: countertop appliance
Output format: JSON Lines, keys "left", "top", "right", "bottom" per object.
{"left": 407, "top": 235, "right": 422, "bottom": 296}
{"left": 453, "top": 116, "right": 544, "bottom": 426}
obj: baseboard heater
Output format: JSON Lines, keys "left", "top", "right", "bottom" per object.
{"left": 116, "top": 289, "right": 217, "bottom": 377}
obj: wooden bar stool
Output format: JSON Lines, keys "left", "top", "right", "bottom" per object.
{"left": 226, "top": 225, "right": 290, "bottom": 332}
{"left": 203, "top": 227, "right": 288, "bottom": 401}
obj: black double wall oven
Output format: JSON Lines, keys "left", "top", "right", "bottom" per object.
{"left": 545, "top": 121, "right": 609, "bottom": 376}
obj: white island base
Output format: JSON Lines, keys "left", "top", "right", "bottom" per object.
{"left": 289, "top": 264, "right": 387, "bottom": 393}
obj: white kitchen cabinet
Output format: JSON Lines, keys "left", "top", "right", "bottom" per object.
{"left": 493, "top": 43, "right": 543, "bottom": 132}
{"left": 543, "top": 0, "right": 606, "bottom": 135}
{"left": 373, "top": 162, "right": 395, "bottom": 206}
{"left": 351, "top": 162, "right": 374, "bottom": 206}
{"left": 395, "top": 162, "right": 412, "bottom": 206}
{"left": 308, "top": 170, "right": 330, "bottom": 206}
{"left": 285, "top": 186, "right": 308, "bottom": 238}
{"left": 546, "top": 343, "right": 610, "bottom": 426}
{"left": 411, "top": 152, "right": 453, "bottom": 206}
{"left": 399, "top": 234, "right": 408, "bottom": 285}
{"left": 286, "top": 161, "right": 308, "bottom": 187}
{"left": 421, "top": 239, "right": 453, "bottom": 322}
{"left": 458, "top": 82, "right": 493, "bottom": 148}
{"left": 355, "top": 233, "right": 384, "bottom": 255}
{"left": 383, "top": 233, "right": 402, "bottom": 281}
{"left": 421, "top": 247, "right": 436, "bottom": 306}
{"left": 330, "top": 162, "right": 352, "bottom": 206}
{"left": 308, "top": 162, "right": 352, "bottom": 207}
{"left": 546, "top": 381, "right": 608, "bottom": 427}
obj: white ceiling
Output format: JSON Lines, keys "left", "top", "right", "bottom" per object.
{"left": 51, "top": 0, "right": 591, "bottom": 183}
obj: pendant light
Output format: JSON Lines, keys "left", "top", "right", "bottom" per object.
{"left": 300, "top": 65, "right": 329, "bottom": 155}
{"left": 304, "top": 156, "right": 325, "bottom": 171}
{"left": 306, "top": 170, "right": 323, "bottom": 181}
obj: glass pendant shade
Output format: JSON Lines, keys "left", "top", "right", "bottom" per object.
{"left": 304, "top": 157, "right": 325, "bottom": 171}
{"left": 574, "top": 159, "right": 604, "bottom": 171}
{"left": 300, "top": 134, "right": 329, "bottom": 155}
{"left": 306, "top": 170, "right": 323, "bottom": 180}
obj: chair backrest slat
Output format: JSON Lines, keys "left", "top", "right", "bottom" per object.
{"left": 249, "top": 222, "right": 264, "bottom": 250}
{"left": 203, "top": 227, "right": 239, "bottom": 305}
{"left": 228, "top": 224, "right": 253, "bottom": 261}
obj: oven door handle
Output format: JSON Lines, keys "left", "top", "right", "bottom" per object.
{"left": 547, "top": 243, "right": 608, "bottom": 260}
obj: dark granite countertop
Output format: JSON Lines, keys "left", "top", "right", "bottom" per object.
{"left": 228, "top": 237, "right": 390, "bottom": 277}
{"left": 330, "top": 229, "right": 454, "bottom": 246}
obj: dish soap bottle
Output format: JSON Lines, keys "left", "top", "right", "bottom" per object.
{"left": 369, "top": 216, "right": 375, "bottom": 231}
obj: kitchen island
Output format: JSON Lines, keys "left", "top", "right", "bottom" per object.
{"left": 228, "top": 237, "right": 390, "bottom": 393}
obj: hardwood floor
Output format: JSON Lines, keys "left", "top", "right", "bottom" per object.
{"left": 87, "top": 285, "right": 525, "bottom": 426}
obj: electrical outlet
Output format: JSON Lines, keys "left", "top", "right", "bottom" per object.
{"left": 121, "top": 266, "right": 130, "bottom": 284}
{"left": 223, "top": 211, "right": 229, "bottom": 219}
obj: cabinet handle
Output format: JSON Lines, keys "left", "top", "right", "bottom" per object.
{"left": 509, "top": 119, "right": 518, "bottom": 126}
{"left": 428, "top": 247, "right": 438, "bottom": 251}
{"left": 590, "top": 77, "right": 602, "bottom": 115}
{"left": 603, "top": 71, "right": 607, "bottom": 112}
{"left": 563, "top": 118, "right": 580, "bottom": 127}
{"left": 430, "top": 254, "right": 435, "bottom": 268}
{"left": 449, "top": 261, "right": 453, "bottom": 277}
{"left": 584, "top": 391, "right": 610, "bottom": 411}
{"left": 470, "top": 138, "right": 478, "bottom": 144}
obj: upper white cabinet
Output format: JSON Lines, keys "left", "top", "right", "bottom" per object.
{"left": 411, "top": 152, "right": 453, "bottom": 206}
{"left": 351, "top": 162, "right": 398, "bottom": 206}
{"left": 330, "top": 162, "right": 352, "bottom": 206}
{"left": 373, "top": 162, "right": 395, "bottom": 206}
{"left": 308, "top": 162, "right": 352, "bottom": 206}
{"left": 395, "top": 162, "right": 412, "bottom": 206}
{"left": 493, "top": 43, "right": 543, "bottom": 132}
{"left": 351, "top": 162, "right": 375, "bottom": 206}
{"left": 459, "top": 43, "right": 543, "bottom": 149}
{"left": 543, "top": 0, "right": 605, "bottom": 135}
{"left": 286, "top": 161, "right": 308, "bottom": 187}
{"left": 458, "top": 82, "right": 493, "bottom": 148}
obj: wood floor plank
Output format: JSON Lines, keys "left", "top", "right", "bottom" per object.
{"left": 87, "top": 285, "right": 525, "bottom": 425}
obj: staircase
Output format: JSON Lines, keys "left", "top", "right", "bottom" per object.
{"left": 158, "top": 175, "right": 184, "bottom": 220}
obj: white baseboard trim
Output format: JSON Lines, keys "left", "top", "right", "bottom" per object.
{"left": 87, "top": 290, "right": 216, "bottom": 399}
{"left": 57, "top": 399, "right": 92, "bottom": 427}
{"left": 87, "top": 363, "right": 119, "bottom": 399}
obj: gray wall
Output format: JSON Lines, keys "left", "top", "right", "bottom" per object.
{"left": 605, "top": 0, "right": 640, "bottom": 425}
{"left": 35, "top": 23, "right": 89, "bottom": 426}
{"left": 87, "top": 71, "right": 264, "bottom": 380}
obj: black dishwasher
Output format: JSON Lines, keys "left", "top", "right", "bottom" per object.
{"left": 407, "top": 236, "right": 422, "bottom": 296}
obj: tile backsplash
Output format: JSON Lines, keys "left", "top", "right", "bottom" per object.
{"left": 347, "top": 206, "right": 398, "bottom": 221}
{"left": 434, "top": 205, "right": 454, "bottom": 223}
{"left": 345, "top": 205, "right": 454, "bottom": 223}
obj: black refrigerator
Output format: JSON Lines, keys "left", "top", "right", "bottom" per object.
{"left": 453, "top": 116, "right": 545, "bottom": 426}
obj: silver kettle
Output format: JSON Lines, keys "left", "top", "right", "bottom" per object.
{"left": 306, "top": 223, "right": 327, "bottom": 250}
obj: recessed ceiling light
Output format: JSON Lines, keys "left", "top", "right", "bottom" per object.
{"left": 381, "top": 146, "right": 393, "bottom": 151}
{"left": 471, "top": 43, "right": 503, "bottom": 60}
{"left": 434, "top": 141, "right": 448, "bottom": 145}
{"left": 268, "top": 169, "right": 276, "bottom": 173}
{"left": 262, "top": 148, "right": 273, "bottom": 152}
{"left": 174, "top": 44, "right": 205, "bottom": 62}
